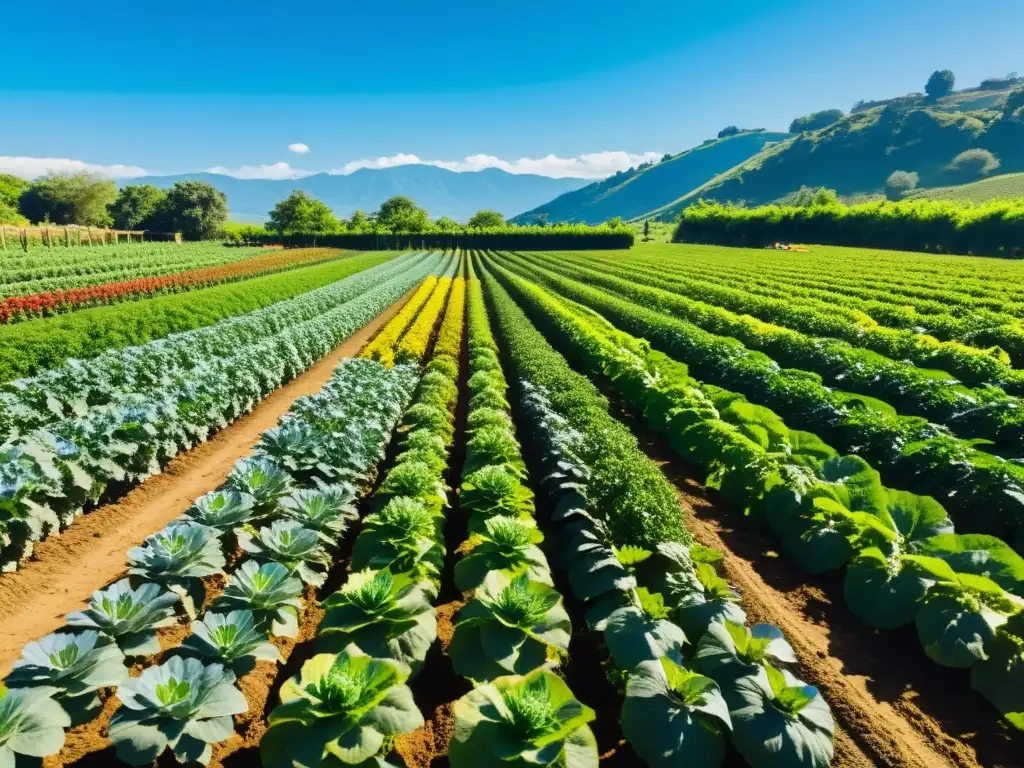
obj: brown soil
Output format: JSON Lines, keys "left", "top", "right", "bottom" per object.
{"left": 637, "top": 427, "right": 1022, "bottom": 768}
{"left": 0, "top": 291, "right": 411, "bottom": 677}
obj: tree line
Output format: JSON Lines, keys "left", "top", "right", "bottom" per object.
{"left": 673, "top": 197, "right": 1024, "bottom": 258}
{"left": 0, "top": 172, "right": 228, "bottom": 240}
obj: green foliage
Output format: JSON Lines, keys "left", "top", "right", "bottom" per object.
{"left": 109, "top": 184, "right": 166, "bottom": 229}
{"left": 885, "top": 170, "right": 919, "bottom": 199}
{"left": 675, "top": 197, "right": 1024, "bottom": 257}
{"left": 926, "top": 69, "right": 956, "bottom": 99}
{"left": 0, "top": 686, "right": 70, "bottom": 763}
{"left": 468, "top": 209, "right": 505, "bottom": 228}
{"left": 376, "top": 195, "right": 430, "bottom": 232}
{"left": 947, "top": 148, "right": 1001, "bottom": 178}
{"left": 718, "top": 126, "right": 741, "bottom": 138}
{"left": 0, "top": 173, "right": 30, "bottom": 224}
{"left": 789, "top": 109, "right": 844, "bottom": 133}
{"left": 19, "top": 172, "right": 116, "bottom": 226}
{"left": 907, "top": 171, "right": 1024, "bottom": 202}
{"left": 152, "top": 181, "right": 228, "bottom": 240}
{"left": 267, "top": 190, "right": 341, "bottom": 235}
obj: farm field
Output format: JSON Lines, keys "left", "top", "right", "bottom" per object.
{"left": 0, "top": 244, "right": 1022, "bottom": 768}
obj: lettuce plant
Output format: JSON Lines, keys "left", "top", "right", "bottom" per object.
{"left": 454, "top": 516, "right": 552, "bottom": 592}
{"left": 318, "top": 570, "right": 436, "bottom": 672}
{"left": 181, "top": 610, "right": 282, "bottom": 676}
{"left": 238, "top": 520, "right": 332, "bottom": 586}
{"left": 278, "top": 487, "right": 355, "bottom": 546}
{"left": 375, "top": 461, "right": 447, "bottom": 511}
{"left": 214, "top": 560, "right": 303, "bottom": 638}
{"left": 126, "top": 522, "right": 226, "bottom": 618}
{"left": 693, "top": 621, "right": 797, "bottom": 698}
{"left": 460, "top": 465, "right": 534, "bottom": 527}
{"left": 621, "top": 656, "right": 732, "bottom": 768}
{"left": 228, "top": 456, "right": 293, "bottom": 516}
{"left": 449, "top": 667, "right": 598, "bottom": 768}
{"left": 351, "top": 497, "right": 444, "bottom": 581}
{"left": 729, "top": 664, "right": 835, "bottom": 768}
{"left": 0, "top": 685, "right": 70, "bottom": 764}
{"left": 109, "top": 657, "right": 247, "bottom": 766}
{"left": 261, "top": 647, "right": 423, "bottom": 767}
{"left": 66, "top": 579, "right": 178, "bottom": 657}
{"left": 466, "top": 407, "right": 513, "bottom": 433}
{"left": 183, "top": 489, "right": 255, "bottom": 530}
{"left": 6, "top": 630, "right": 127, "bottom": 723}
{"left": 449, "top": 573, "right": 571, "bottom": 682}
{"left": 463, "top": 426, "right": 522, "bottom": 475}
{"left": 403, "top": 428, "right": 447, "bottom": 457}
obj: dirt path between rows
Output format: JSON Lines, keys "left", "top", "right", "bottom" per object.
{"left": 635, "top": 429, "right": 1021, "bottom": 768}
{"left": 0, "top": 290, "right": 412, "bottom": 675}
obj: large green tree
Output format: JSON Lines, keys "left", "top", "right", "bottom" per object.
{"left": 267, "top": 191, "right": 340, "bottom": 235}
{"left": 925, "top": 69, "right": 956, "bottom": 99}
{"left": 467, "top": 209, "right": 504, "bottom": 228}
{"left": 375, "top": 195, "right": 430, "bottom": 232}
{"left": 109, "top": 184, "right": 166, "bottom": 229}
{"left": 151, "top": 181, "right": 228, "bottom": 240}
{"left": 0, "top": 174, "right": 29, "bottom": 224}
{"left": 18, "top": 172, "right": 116, "bottom": 226}
{"left": 789, "top": 109, "right": 844, "bottom": 133}
{"left": 346, "top": 210, "right": 371, "bottom": 232}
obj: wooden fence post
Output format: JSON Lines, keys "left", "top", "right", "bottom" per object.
{"left": 0, "top": 225, "right": 6, "bottom": 251}
{"left": 64, "top": 226, "right": 71, "bottom": 247}
{"left": 21, "top": 228, "right": 28, "bottom": 252}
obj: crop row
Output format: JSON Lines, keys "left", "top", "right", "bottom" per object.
{"left": 477, "top": 254, "right": 839, "bottom": 767}
{"left": 641, "top": 247, "right": 1024, "bottom": 367}
{"left": 514, "top": 251, "right": 1024, "bottom": 440}
{"left": 495, "top": 252, "right": 1024, "bottom": 551}
{"left": 483, "top": 252, "right": 1024, "bottom": 733}
{"left": 0, "top": 354, "right": 421, "bottom": 765}
{"left": 0, "top": 252, "right": 443, "bottom": 571}
{"left": 0, "top": 247, "right": 345, "bottom": 324}
{"left": 0, "top": 242, "right": 268, "bottom": 299}
{"left": 0, "top": 250, "right": 397, "bottom": 384}
{"left": 535, "top": 249, "right": 1024, "bottom": 392}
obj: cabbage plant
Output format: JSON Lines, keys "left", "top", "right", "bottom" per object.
{"left": 278, "top": 486, "right": 356, "bottom": 546}
{"left": 214, "top": 561, "right": 303, "bottom": 638}
{"left": 227, "top": 456, "right": 293, "bottom": 516}
{"left": 674, "top": 563, "right": 747, "bottom": 640}
{"left": 729, "top": 664, "right": 834, "bottom": 768}
{"left": 261, "top": 647, "right": 423, "bottom": 767}
{"left": 181, "top": 610, "right": 282, "bottom": 676}
{"left": 183, "top": 489, "right": 256, "bottom": 531}
{"left": 601, "top": 589, "right": 687, "bottom": 671}
{"left": 126, "top": 522, "right": 226, "bottom": 618}
{"left": 449, "top": 667, "right": 598, "bottom": 768}
{"left": 318, "top": 569, "right": 436, "bottom": 672}
{"left": 460, "top": 465, "right": 534, "bottom": 526}
{"left": 66, "top": 579, "right": 179, "bottom": 656}
{"left": 351, "top": 497, "right": 444, "bottom": 581}
{"left": 463, "top": 426, "right": 522, "bottom": 476}
{"left": 238, "top": 520, "right": 332, "bottom": 586}
{"left": 449, "top": 573, "right": 571, "bottom": 682}
{"left": 693, "top": 621, "right": 797, "bottom": 698}
{"left": 0, "top": 685, "right": 70, "bottom": 764}
{"left": 621, "top": 656, "right": 732, "bottom": 768}
{"left": 971, "top": 613, "right": 1024, "bottom": 730}
{"left": 454, "top": 516, "right": 551, "bottom": 592}
{"left": 109, "top": 656, "right": 247, "bottom": 766}
{"left": 6, "top": 630, "right": 127, "bottom": 724}
{"left": 375, "top": 461, "right": 447, "bottom": 511}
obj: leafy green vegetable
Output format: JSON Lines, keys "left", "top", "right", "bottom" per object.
{"left": 449, "top": 573, "right": 570, "bottom": 682}
{"left": 449, "top": 667, "right": 598, "bottom": 768}
{"left": 460, "top": 465, "right": 534, "bottom": 525}
{"left": 181, "top": 610, "right": 282, "bottom": 676}
{"left": 0, "top": 685, "right": 70, "bottom": 763}
{"left": 261, "top": 647, "right": 423, "bottom": 767}
{"left": 351, "top": 497, "right": 444, "bottom": 581}
{"left": 318, "top": 570, "right": 437, "bottom": 672}
{"left": 454, "top": 516, "right": 551, "bottom": 592}
{"left": 214, "top": 560, "right": 303, "bottom": 638}
{"left": 621, "top": 656, "right": 731, "bottom": 767}
{"left": 109, "top": 657, "right": 247, "bottom": 766}
{"left": 692, "top": 621, "right": 796, "bottom": 698}
{"left": 66, "top": 579, "right": 179, "bottom": 657}
{"left": 126, "top": 522, "right": 226, "bottom": 618}
{"left": 183, "top": 489, "right": 255, "bottom": 530}
{"left": 238, "top": 520, "right": 332, "bottom": 586}
{"left": 227, "top": 457, "right": 293, "bottom": 516}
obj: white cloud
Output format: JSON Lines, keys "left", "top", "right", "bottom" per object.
{"left": 288, "top": 143, "right": 310, "bottom": 154}
{"left": 206, "top": 162, "right": 313, "bottom": 180}
{"left": 0, "top": 156, "right": 149, "bottom": 180}
{"left": 330, "top": 151, "right": 662, "bottom": 179}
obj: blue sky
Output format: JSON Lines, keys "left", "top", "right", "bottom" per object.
{"left": 2, "top": 0, "right": 1022, "bottom": 180}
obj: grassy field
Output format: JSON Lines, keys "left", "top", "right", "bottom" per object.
{"left": 908, "top": 171, "right": 1024, "bottom": 202}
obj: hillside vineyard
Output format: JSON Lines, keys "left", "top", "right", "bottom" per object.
{"left": 0, "top": 244, "right": 1022, "bottom": 768}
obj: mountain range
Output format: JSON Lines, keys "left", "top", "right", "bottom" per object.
{"left": 131, "top": 166, "right": 589, "bottom": 223}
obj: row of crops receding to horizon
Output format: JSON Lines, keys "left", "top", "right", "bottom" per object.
{"left": 0, "top": 243, "right": 1023, "bottom": 768}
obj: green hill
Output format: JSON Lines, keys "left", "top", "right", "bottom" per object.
{"left": 510, "top": 131, "right": 790, "bottom": 225}
{"left": 646, "top": 88, "right": 1024, "bottom": 220}
{"left": 907, "top": 172, "right": 1024, "bottom": 202}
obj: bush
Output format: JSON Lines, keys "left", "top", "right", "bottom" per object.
{"left": 788, "top": 109, "right": 844, "bottom": 134}
{"left": 885, "top": 170, "right": 920, "bottom": 200}
{"left": 925, "top": 69, "right": 956, "bottom": 99}
{"left": 947, "top": 149, "right": 1001, "bottom": 178}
